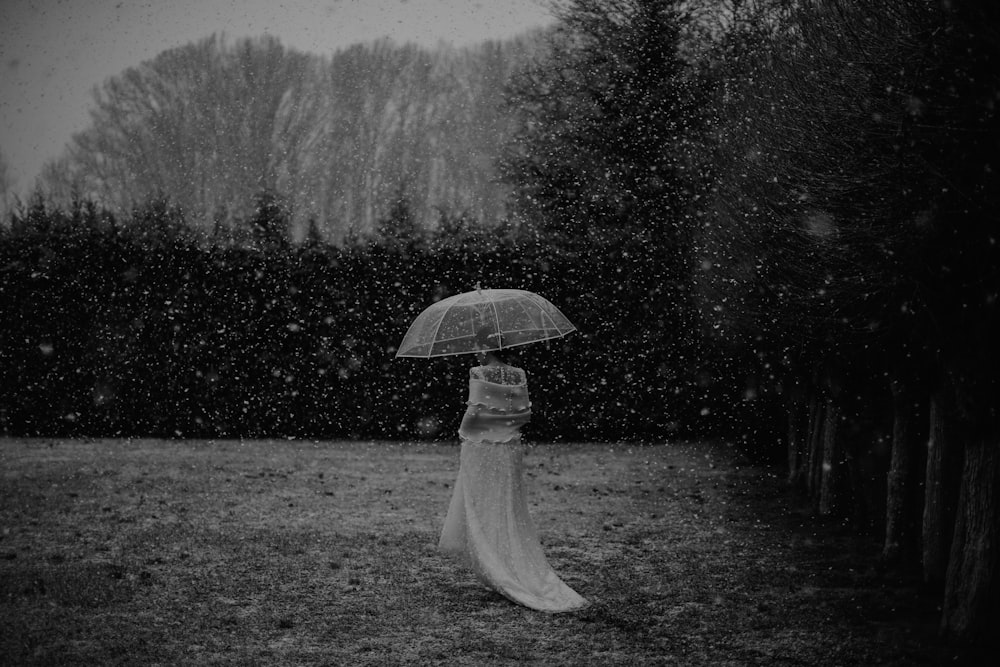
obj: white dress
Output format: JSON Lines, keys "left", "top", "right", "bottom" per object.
{"left": 439, "top": 363, "right": 588, "bottom": 612}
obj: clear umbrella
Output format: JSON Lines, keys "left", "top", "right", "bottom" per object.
{"left": 395, "top": 288, "right": 576, "bottom": 358}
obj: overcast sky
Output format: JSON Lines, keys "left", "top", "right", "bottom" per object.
{"left": 0, "top": 0, "right": 555, "bottom": 195}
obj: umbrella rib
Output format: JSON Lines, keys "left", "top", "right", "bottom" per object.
{"left": 488, "top": 295, "right": 503, "bottom": 349}
{"left": 512, "top": 296, "right": 545, "bottom": 336}
{"left": 524, "top": 291, "right": 572, "bottom": 334}
{"left": 432, "top": 331, "right": 487, "bottom": 343}
{"left": 425, "top": 304, "right": 451, "bottom": 357}
{"left": 537, "top": 307, "right": 560, "bottom": 334}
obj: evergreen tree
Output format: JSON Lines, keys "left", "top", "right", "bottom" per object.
{"left": 248, "top": 190, "right": 291, "bottom": 251}
{"left": 376, "top": 189, "right": 422, "bottom": 251}
{"left": 498, "top": 0, "right": 723, "bottom": 438}
{"left": 501, "top": 0, "right": 709, "bottom": 242}
{"left": 0, "top": 147, "right": 15, "bottom": 221}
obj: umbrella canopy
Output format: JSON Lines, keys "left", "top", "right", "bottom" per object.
{"left": 395, "top": 288, "right": 576, "bottom": 358}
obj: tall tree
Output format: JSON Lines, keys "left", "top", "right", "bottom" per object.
{"left": 39, "top": 35, "right": 538, "bottom": 241}
{"left": 0, "top": 147, "right": 15, "bottom": 221}
{"left": 375, "top": 188, "right": 422, "bottom": 251}
{"left": 501, "top": 0, "right": 709, "bottom": 242}
{"left": 697, "top": 0, "right": 1000, "bottom": 643}
{"left": 924, "top": 0, "right": 1000, "bottom": 642}
{"left": 40, "top": 35, "right": 322, "bottom": 230}
{"left": 248, "top": 190, "right": 292, "bottom": 252}
{"left": 308, "top": 38, "right": 532, "bottom": 239}
{"left": 498, "top": 0, "right": 741, "bottom": 440}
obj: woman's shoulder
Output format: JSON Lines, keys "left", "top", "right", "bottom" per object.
{"left": 471, "top": 364, "right": 527, "bottom": 385}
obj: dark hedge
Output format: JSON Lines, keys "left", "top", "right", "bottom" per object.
{"left": 0, "top": 197, "right": 769, "bottom": 447}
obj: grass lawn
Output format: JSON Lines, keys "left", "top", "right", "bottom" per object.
{"left": 0, "top": 437, "right": 963, "bottom": 665}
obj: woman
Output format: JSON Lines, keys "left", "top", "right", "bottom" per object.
{"left": 438, "top": 336, "right": 588, "bottom": 612}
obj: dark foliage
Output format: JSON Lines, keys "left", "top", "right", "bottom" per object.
{"left": 492, "top": 0, "right": 769, "bottom": 448}
{"left": 694, "top": 0, "right": 1000, "bottom": 644}
{"left": 0, "top": 196, "right": 742, "bottom": 443}
{"left": 501, "top": 0, "right": 711, "bottom": 242}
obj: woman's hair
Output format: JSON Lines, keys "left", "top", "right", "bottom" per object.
{"left": 474, "top": 325, "right": 502, "bottom": 350}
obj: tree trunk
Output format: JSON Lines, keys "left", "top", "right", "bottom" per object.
{"left": 922, "top": 384, "right": 962, "bottom": 587}
{"left": 806, "top": 393, "right": 825, "bottom": 500}
{"left": 819, "top": 397, "right": 841, "bottom": 515}
{"left": 786, "top": 380, "right": 807, "bottom": 489}
{"left": 844, "top": 433, "right": 869, "bottom": 530}
{"left": 883, "top": 378, "right": 922, "bottom": 565}
{"left": 787, "top": 407, "right": 802, "bottom": 486}
{"left": 941, "top": 440, "right": 1000, "bottom": 643}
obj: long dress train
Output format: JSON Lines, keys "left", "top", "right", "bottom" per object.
{"left": 439, "top": 364, "right": 588, "bottom": 612}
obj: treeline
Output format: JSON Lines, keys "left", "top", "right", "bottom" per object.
{"left": 693, "top": 0, "right": 1000, "bottom": 645}
{"left": 0, "top": 193, "right": 750, "bottom": 444}
{"left": 36, "top": 34, "right": 539, "bottom": 239}
{"left": 500, "top": 0, "right": 999, "bottom": 645}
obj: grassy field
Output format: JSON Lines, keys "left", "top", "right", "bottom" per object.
{"left": 0, "top": 437, "right": 966, "bottom": 665}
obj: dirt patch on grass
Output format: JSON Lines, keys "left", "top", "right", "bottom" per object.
{"left": 0, "top": 438, "right": 973, "bottom": 665}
